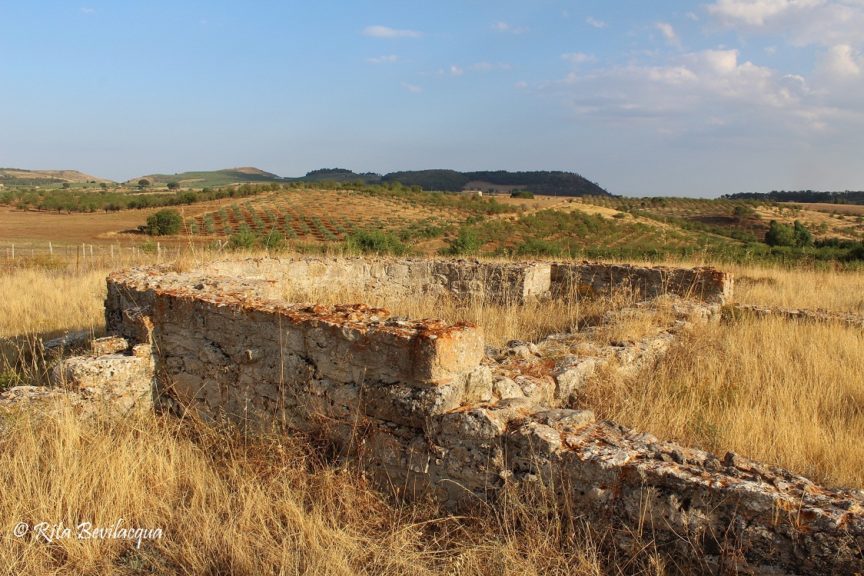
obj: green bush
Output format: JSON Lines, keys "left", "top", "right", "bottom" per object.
{"left": 764, "top": 220, "right": 795, "bottom": 247}
{"left": 228, "top": 224, "right": 257, "bottom": 250}
{"left": 345, "top": 230, "right": 407, "bottom": 255}
{"left": 793, "top": 220, "right": 813, "bottom": 247}
{"left": 510, "top": 190, "right": 534, "bottom": 199}
{"left": 443, "top": 227, "right": 481, "bottom": 255}
{"left": 515, "top": 238, "right": 563, "bottom": 257}
{"left": 145, "top": 209, "right": 183, "bottom": 236}
{"left": 261, "top": 229, "right": 285, "bottom": 251}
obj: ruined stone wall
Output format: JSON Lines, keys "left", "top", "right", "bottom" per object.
{"left": 109, "top": 257, "right": 730, "bottom": 314}
{"left": 98, "top": 257, "right": 864, "bottom": 575}
{"left": 551, "top": 262, "right": 733, "bottom": 303}
{"left": 202, "top": 257, "right": 552, "bottom": 304}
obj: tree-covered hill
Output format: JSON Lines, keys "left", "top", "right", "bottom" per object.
{"left": 724, "top": 190, "right": 864, "bottom": 204}
{"left": 295, "top": 168, "right": 610, "bottom": 196}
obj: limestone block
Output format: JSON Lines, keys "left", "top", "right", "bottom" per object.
{"left": 553, "top": 357, "right": 599, "bottom": 399}
{"left": 492, "top": 377, "right": 524, "bottom": 400}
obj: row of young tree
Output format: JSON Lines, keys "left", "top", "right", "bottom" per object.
{"left": 0, "top": 183, "right": 285, "bottom": 213}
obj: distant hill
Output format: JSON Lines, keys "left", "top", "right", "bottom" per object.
{"left": 724, "top": 190, "right": 864, "bottom": 205}
{"left": 129, "top": 167, "right": 282, "bottom": 188}
{"left": 0, "top": 168, "right": 112, "bottom": 186}
{"left": 300, "top": 168, "right": 383, "bottom": 184}
{"left": 297, "top": 168, "right": 610, "bottom": 196}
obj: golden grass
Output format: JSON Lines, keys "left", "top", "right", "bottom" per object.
{"left": 2, "top": 250, "right": 864, "bottom": 571}
{"left": 729, "top": 264, "right": 864, "bottom": 313}
{"left": 0, "top": 409, "right": 656, "bottom": 575}
{"left": 279, "top": 280, "right": 620, "bottom": 348}
{"left": 580, "top": 317, "right": 864, "bottom": 489}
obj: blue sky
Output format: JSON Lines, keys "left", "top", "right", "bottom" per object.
{"left": 2, "top": 1, "right": 863, "bottom": 196}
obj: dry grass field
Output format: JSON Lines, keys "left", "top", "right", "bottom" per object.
{"left": 1, "top": 248, "right": 863, "bottom": 574}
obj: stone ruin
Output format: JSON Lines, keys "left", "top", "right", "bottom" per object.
{"left": 3, "top": 257, "right": 863, "bottom": 575}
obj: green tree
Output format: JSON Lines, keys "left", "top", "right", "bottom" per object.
{"left": 346, "top": 230, "right": 407, "bottom": 255}
{"left": 732, "top": 204, "right": 756, "bottom": 223}
{"left": 138, "top": 178, "right": 151, "bottom": 188}
{"left": 764, "top": 220, "right": 796, "bottom": 247}
{"left": 261, "top": 229, "right": 285, "bottom": 251}
{"left": 228, "top": 224, "right": 257, "bottom": 250}
{"left": 166, "top": 181, "right": 181, "bottom": 190}
{"left": 793, "top": 220, "right": 813, "bottom": 247}
{"left": 145, "top": 209, "right": 183, "bottom": 236}
{"left": 443, "top": 227, "right": 481, "bottom": 255}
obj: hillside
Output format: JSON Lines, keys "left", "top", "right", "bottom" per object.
{"left": 0, "top": 168, "right": 111, "bottom": 186}
{"left": 130, "top": 167, "right": 282, "bottom": 188}
{"left": 295, "top": 168, "right": 610, "bottom": 196}
{"left": 725, "top": 190, "right": 864, "bottom": 204}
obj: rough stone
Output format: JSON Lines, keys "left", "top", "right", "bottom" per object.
{"left": 75, "top": 256, "right": 864, "bottom": 575}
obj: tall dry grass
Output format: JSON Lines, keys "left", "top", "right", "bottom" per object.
{"left": 729, "top": 264, "right": 864, "bottom": 313}
{"left": 0, "top": 409, "right": 660, "bottom": 575}
{"left": 279, "top": 280, "right": 631, "bottom": 348}
{"left": 580, "top": 317, "right": 864, "bottom": 489}
{"left": 2, "top": 251, "right": 863, "bottom": 572}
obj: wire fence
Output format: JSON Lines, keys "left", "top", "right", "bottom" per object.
{"left": 0, "top": 240, "right": 194, "bottom": 268}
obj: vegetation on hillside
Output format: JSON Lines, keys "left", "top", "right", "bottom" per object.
{"left": 0, "top": 183, "right": 283, "bottom": 213}
{"left": 725, "top": 190, "right": 864, "bottom": 204}
{"left": 0, "top": 168, "right": 110, "bottom": 186}
{"left": 380, "top": 169, "right": 609, "bottom": 196}
{"left": 129, "top": 167, "right": 282, "bottom": 188}
{"left": 289, "top": 168, "right": 610, "bottom": 196}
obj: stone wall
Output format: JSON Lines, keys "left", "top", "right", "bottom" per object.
{"left": 106, "top": 257, "right": 730, "bottom": 321}
{"left": 97, "top": 257, "right": 864, "bottom": 575}
{"left": 551, "top": 262, "right": 733, "bottom": 303}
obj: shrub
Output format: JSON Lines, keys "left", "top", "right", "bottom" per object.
{"left": 261, "top": 229, "right": 285, "bottom": 251}
{"left": 764, "top": 220, "right": 795, "bottom": 247}
{"left": 145, "top": 209, "right": 183, "bottom": 236}
{"left": 515, "top": 238, "right": 563, "bottom": 257}
{"left": 345, "top": 230, "right": 407, "bottom": 255}
{"left": 793, "top": 220, "right": 813, "bottom": 247}
{"left": 510, "top": 190, "right": 534, "bottom": 199}
{"left": 443, "top": 227, "right": 481, "bottom": 255}
{"left": 228, "top": 224, "right": 257, "bottom": 250}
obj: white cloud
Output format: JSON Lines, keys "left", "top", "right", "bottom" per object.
{"left": 561, "top": 52, "right": 596, "bottom": 65}
{"left": 363, "top": 25, "right": 422, "bottom": 39}
{"left": 820, "top": 44, "right": 862, "bottom": 77}
{"left": 367, "top": 55, "right": 399, "bottom": 64}
{"left": 471, "top": 61, "right": 512, "bottom": 72}
{"left": 80, "top": 6, "right": 95, "bottom": 14}
{"left": 586, "top": 16, "right": 607, "bottom": 28}
{"left": 552, "top": 48, "right": 855, "bottom": 135}
{"left": 655, "top": 22, "right": 682, "bottom": 48}
{"left": 515, "top": 81, "right": 529, "bottom": 89}
{"left": 707, "top": 0, "right": 821, "bottom": 26}
{"left": 492, "top": 21, "right": 527, "bottom": 34}
{"left": 450, "top": 65, "right": 464, "bottom": 76}
{"left": 401, "top": 82, "right": 422, "bottom": 93}
{"left": 706, "top": 0, "right": 864, "bottom": 47}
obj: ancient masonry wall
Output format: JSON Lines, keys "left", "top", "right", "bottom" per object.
{"left": 95, "top": 257, "right": 864, "bottom": 576}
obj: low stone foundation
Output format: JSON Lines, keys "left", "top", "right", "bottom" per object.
{"left": 7, "top": 256, "right": 861, "bottom": 575}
